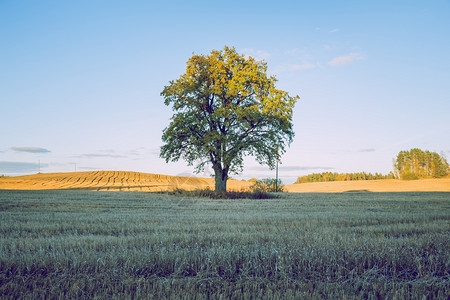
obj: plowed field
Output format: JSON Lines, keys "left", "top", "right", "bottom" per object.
{"left": 0, "top": 171, "right": 244, "bottom": 191}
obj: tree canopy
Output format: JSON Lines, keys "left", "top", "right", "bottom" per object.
{"left": 160, "top": 46, "right": 298, "bottom": 192}
{"left": 394, "top": 148, "right": 449, "bottom": 179}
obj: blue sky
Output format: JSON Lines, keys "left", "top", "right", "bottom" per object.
{"left": 1, "top": 0, "right": 449, "bottom": 183}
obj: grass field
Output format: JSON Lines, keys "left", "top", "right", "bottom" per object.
{"left": 0, "top": 190, "right": 448, "bottom": 299}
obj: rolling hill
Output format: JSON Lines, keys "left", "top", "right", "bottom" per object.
{"left": 0, "top": 171, "right": 250, "bottom": 192}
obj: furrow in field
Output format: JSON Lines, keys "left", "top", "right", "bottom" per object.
{"left": 138, "top": 172, "right": 141, "bottom": 188}
{"left": 95, "top": 174, "right": 104, "bottom": 186}
{"left": 60, "top": 175, "right": 79, "bottom": 188}
{"left": 106, "top": 172, "right": 113, "bottom": 187}
{"left": 78, "top": 176, "right": 88, "bottom": 186}
{"left": 119, "top": 172, "right": 125, "bottom": 187}
{"left": 101, "top": 172, "right": 113, "bottom": 187}
{"left": 132, "top": 172, "right": 137, "bottom": 186}
{"left": 112, "top": 171, "right": 117, "bottom": 186}
{"left": 125, "top": 172, "right": 130, "bottom": 187}
{"left": 88, "top": 173, "right": 98, "bottom": 186}
{"left": 73, "top": 176, "right": 81, "bottom": 184}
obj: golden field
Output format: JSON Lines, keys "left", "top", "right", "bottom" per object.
{"left": 0, "top": 171, "right": 251, "bottom": 191}
{"left": 286, "top": 178, "right": 450, "bottom": 193}
{"left": 0, "top": 171, "right": 449, "bottom": 192}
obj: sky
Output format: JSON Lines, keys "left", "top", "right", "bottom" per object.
{"left": 1, "top": 0, "right": 449, "bottom": 184}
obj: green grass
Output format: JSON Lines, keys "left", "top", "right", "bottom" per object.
{"left": 160, "top": 188, "right": 277, "bottom": 199}
{"left": 0, "top": 190, "right": 449, "bottom": 299}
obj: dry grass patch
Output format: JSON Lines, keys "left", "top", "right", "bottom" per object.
{"left": 159, "top": 188, "right": 277, "bottom": 199}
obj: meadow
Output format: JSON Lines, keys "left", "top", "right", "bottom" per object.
{"left": 0, "top": 190, "right": 448, "bottom": 299}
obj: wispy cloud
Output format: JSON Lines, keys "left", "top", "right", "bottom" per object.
{"left": 99, "top": 149, "right": 116, "bottom": 153}
{"left": 276, "top": 63, "right": 316, "bottom": 73}
{"left": 12, "top": 147, "right": 51, "bottom": 153}
{"left": 333, "top": 149, "right": 376, "bottom": 154}
{"left": 241, "top": 48, "right": 271, "bottom": 61}
{"left": 289, "top": 63, "right": 316, "bottom": 71}
{"left": 328, "top": 53, "right": 364, "bottom": 66}
{"left": 285, "top": 48, "right": 300, "bottom": 55}
{"left": 78, "top": 166, "right": 100, "bottom": 170}
{"left": 128, "top": 147, "right": 157, "bottom": 156}
{"left": 77, "top": 153, "right": 125, "bottom": 158}
{"left": 128, "top": 148, "right": 144, "bottom": 156}
{"left": 0, "top": 161, "right": 47, "bottom": 173}
{"left": 281, "top": 166, "right": 334, "bottom": 171}
{"left": 329, "top": 28, "right": 339, "bottom": 33}
{"left": 249, "top": 166, "right": 334, "bottom": 172}
{"left": 358, "top": 148, "right": 376, "bottom": 152}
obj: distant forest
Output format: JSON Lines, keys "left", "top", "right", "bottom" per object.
{"left": 295, "top": 148, "right": 449, "bottom": 183}
{"left": 295, "top": 172, "right": 396, "bottom": 184}
{"left": 394, "top": 148, "right": 449, "bottom": 179}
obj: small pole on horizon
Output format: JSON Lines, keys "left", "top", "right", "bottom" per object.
{"left": 275, "top": 145, "right": 279, "bottom": 193}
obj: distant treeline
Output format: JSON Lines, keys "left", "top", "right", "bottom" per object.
{"left": 295, "top": 148, "right": 449, "bottom": 183}
{"left": 394, "top": 148, "right": 449, "bottom": 179}
{"left": 295, "top": 172, "right": 396, "bottom": 184}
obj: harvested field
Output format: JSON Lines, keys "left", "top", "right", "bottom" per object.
{"left": 285, "top": 178, "right": 450, "bottom": 193}
{"left": 1, "top": 171, "right": 449, "bottom": 193}
{"left": 0, "top": 171, "right": 249, "bottom": 191}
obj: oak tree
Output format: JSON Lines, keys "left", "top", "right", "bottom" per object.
{"left": 160, "top": 46, "right": 298, "bottom": 192}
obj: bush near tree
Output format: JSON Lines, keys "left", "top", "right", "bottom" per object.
{"left": 251, "top": 178, "right": 284, "bottom": 193}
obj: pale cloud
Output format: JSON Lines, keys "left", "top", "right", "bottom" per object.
{"left": 249, "top": 166, "right": 334, "bottom": 172}
{"left": 294, "top": 63, "right": 316, "bottom": 70}
{"left": 77, "top": 153, "right": 125, "bottom": 159}
{"left": 78, "top": 166, "right": 100, "bottom": 170}
{"left": 0, "top": 161, "right": 47, "bottom": 173}
{"left": 358, "top": 148, "right": 376, "bottom": 153}
{"left": 329, "top": 28, "right": 339, "bottom": 33}
{"left": 328, "top": 53, "right": 364, "bottom": 66}
{"left": 276, "top": 63, "right": 316, "bottom": 72}
{"left": 334, "top": 149, "right": 376, "bottom": 153}
{"left": 280, "top": 166, "right": 334, "bottom": 171}
{"left": 324, "top": 44, "right": 337, "bottom": 50}
{"left": 99, "top": 149, "right": 116, "bottom": 153}
{"left": 128, "top": 147, "right": 146, "bottom": 156}
{"left": 285, "top": 48, "right": 300, "bottom": 55}
{"left": 241, "top": 48, "right": 271, "bottom": 61}
{"left": 12, "top": 147, "right": 51, "bottom": 153}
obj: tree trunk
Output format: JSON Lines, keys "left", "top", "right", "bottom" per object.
{"left": 213, "top": 165, "right": 228, "bottom": 192}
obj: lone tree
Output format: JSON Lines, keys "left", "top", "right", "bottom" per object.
{"left": 160, "top": 46, "right": 298, "bottom": 192}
